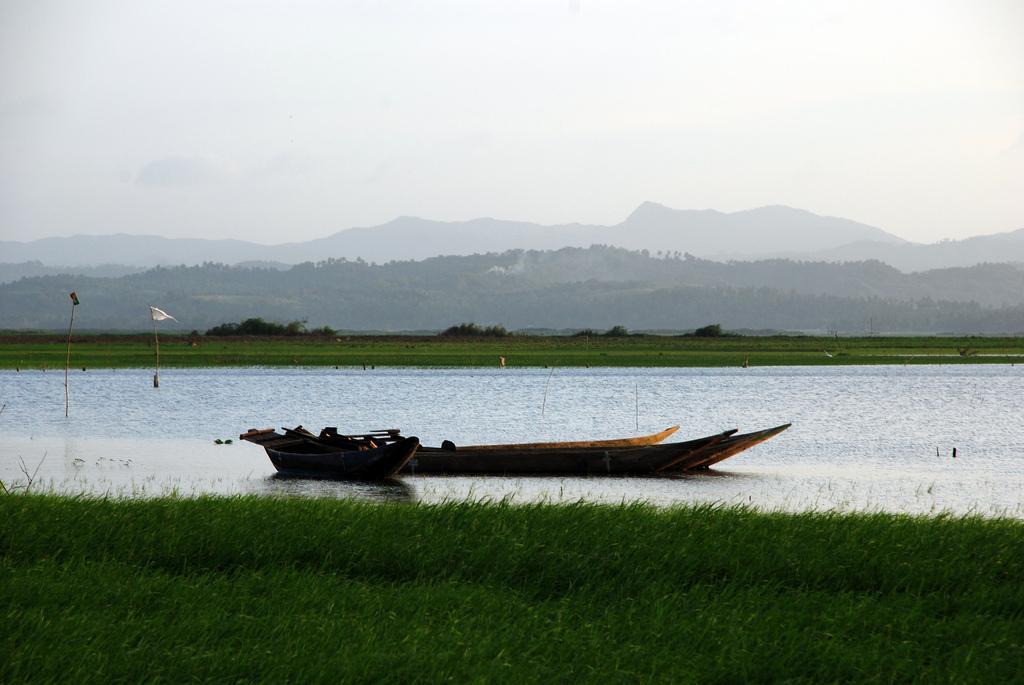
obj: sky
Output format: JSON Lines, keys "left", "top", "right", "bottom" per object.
{"left": 1, "top": 0, "right": 1021, "bottom": 245}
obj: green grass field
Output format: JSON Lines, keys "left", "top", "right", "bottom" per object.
{"left": 2, "top": 496, "right": 1022, "bottom": 682}
{"left": 1, "top": 333, "right": 1023, "bottom": 368}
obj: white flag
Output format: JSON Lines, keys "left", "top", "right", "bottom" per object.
{"left": 149, "top": 306, "right": 177, "bottom": 322}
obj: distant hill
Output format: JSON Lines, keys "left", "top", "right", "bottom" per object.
{"left": 611, "top": 203, "right": 905, "bottom": 256}
{"left": 2, "top": 203, "right": 1019, "bottom": 271}
{"left": 0, "top": 262, "right": 147, "bottom": 284}
{"left": 784, "top": 228, "right": 1024, "bottom": 272}
{"left": 492, "top": 248, "right": 1024, "bottom": 308}
{"left": 267, "top": 203, "right": 907, "bottom": 264}
{"left": 269, "top": 216, "right": 603, "bottom": 264}
{"left": 0, "top": 234, "right": 272, "bottom": 269}
{"left": 2, "top": 246, "right": 1022, "bottom": 333}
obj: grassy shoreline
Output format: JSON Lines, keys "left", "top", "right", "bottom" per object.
{"left": 3, "top": 495, "right": 1022, "bottom": 682}
{"left": 2, "top": 333, "right": 1023, "bottom": 368}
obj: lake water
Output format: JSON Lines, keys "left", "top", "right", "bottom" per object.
{"left": 1, "top": 366, "right": 1022, "bottom": 517}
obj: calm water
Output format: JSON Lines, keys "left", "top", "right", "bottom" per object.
{"left": 1, "top": 366, "right": 1022, "bottom": 516}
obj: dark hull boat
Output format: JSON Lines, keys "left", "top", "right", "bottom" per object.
{"left": 317, "top": 424, "right": 790, "bottom": 476}
{"left": 316, "top": 425, "right": 680, "bottom": 452}
{"left": 240, "top": 428, "right": 419, "bottom": 480}
{"left": 658, "top": 424, "right": 791, "bottom": 472}
{"left": 403, "top": 431, "right": 730, "bottom": 475}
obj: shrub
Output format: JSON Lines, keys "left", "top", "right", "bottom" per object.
{"left": 205, "top": 318, "right": 335, "bottom": 337}
{"left": 440, "top": 322, "right": 510, "bottom": 337}
{"left": 691, "top": 323, "right": 723, "bottom": 337}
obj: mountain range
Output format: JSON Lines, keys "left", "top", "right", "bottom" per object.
{"left": 3, "top": 203, "right": 1021, "bottom": 278}
{"left": 2, "top": 246, "right": 1022, "bottom": 333}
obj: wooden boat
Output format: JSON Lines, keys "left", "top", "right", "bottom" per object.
{"left": 440, "top": 425, "right": 680, "bottom": 451}
{"left": 655, "top": 424, "right": 792, "bottom": 472}
{"left": 404, "top": 431, "right": 737, "bottom": 475}
{"left": 317, "top": 425, "right": 680, "bottom": 453}
{"left": 239, "top": 427, "right": 419, "bottom": 480}
{"left": 317, "top": 424, "right": 790, "bottom": 476}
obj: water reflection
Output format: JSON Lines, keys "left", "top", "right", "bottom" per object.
{"left": 668, "top": 468, "right": 750, "bottom": 481}
{"left": 249, "top": 474, "right": 414, "bottom": 503}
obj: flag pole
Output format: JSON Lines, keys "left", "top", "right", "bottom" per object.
{"left": 64, "top": 299, "right": 76, "bottom": 417}
{"left": 149, "top": 306, "right": 176, "bottom": 387}
{"left": 153, "top": 316, "right": 160, "bottom": 388}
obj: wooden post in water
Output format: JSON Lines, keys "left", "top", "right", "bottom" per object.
{"left": 541, "top": 367, "right": 555, "bottom": 418}
{"left": 64, "top": 294, "right": 78, "bottom": 416}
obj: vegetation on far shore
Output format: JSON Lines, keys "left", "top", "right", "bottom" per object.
{"left": 204, "top": 317, "right": 336, "bottom": 337}
{"left": 2, "top": 496, "right": 1022, "bottom": 683}
{"left": 440, "top": 322, "right": 510, "bottom": 337}
{"left": 0, "top": 330, "right": 1022, "bottom": 369}
{"left": 4, "top": 246, "right": 1024, "bottom": 332}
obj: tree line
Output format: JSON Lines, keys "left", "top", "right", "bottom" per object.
{"left": 1, "top": 247, "right": 1022, "bottom": 333}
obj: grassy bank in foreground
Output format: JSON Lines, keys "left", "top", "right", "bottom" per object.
{"left": 3, "top": 497, "right": 1023, "bottom": 682}
{"left": 2, "top": 333, "right": 1023, "bottom": 368}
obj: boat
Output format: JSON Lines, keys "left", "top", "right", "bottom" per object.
{"left": 318, "top": 425, "right": 680, "bottom": 452}
{"left": 435, "top": 425, "right": 680, "bottom": 450}
{"left": 654, "top": 424, "right": 792, "bottom": 472}
{"left": 404, "top": 431, "right": 736, "bottom": 475}
{"left": 315, "top": 424, "right": 790, "bottom": 476}
{"left": 239, "top": 427, "right": 419, "bottom": 479}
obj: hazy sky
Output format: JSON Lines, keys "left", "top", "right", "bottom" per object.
{"left": 1, "top": 0, "right": 1021, "bottom": 244}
